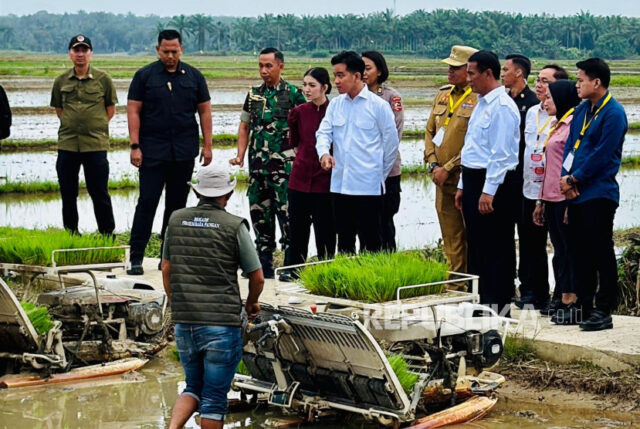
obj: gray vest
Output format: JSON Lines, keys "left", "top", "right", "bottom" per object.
{"left": 166, "top": 201, "right": 248, "bottom": 327}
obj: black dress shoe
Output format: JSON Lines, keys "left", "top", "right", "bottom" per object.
{"left": 540, "top": 298, "right": 562, "bottom": 317}
{"left": 551, "top": 303, "right": 582, "bottom": 325}
{"left": 127, "top": 264, "right": 144, "bottom": 275}
{"left": 579, "top": 309, "right": 613, "bottom": 331}
{"left": 514, "top": 292, "right": 536, "bottom": 309}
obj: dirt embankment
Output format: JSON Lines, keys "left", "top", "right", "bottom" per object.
{"left": 496, "top": 360, "right": 640, "bottom": 413}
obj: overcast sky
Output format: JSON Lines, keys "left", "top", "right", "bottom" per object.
{"left": 2, "top": 0, "right": 640, "bottom": 18}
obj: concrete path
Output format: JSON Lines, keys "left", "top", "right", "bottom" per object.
{"left": 77, "top": 257, "right": 640, "bottom": 372}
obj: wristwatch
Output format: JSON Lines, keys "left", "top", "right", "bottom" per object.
{"left": 130, "top": 143, "right": 140, "bottom": 150}
{"left": 429, "top": 162, "right": 440, "bottom": 173}
{"left": 566, "top": 175, "right": 575, "bottom": 186}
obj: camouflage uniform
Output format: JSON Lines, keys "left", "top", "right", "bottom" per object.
{"left": 240, "top": 79, "right": 306, "bottom": 257}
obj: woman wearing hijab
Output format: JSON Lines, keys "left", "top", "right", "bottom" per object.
{"left": 532, "top": 80, "right": 582, "bottom": 324}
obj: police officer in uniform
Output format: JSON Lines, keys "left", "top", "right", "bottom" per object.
{"left": 362, "top": 51, "right": 404, "bottom": 251}
{"left": 230, "top": 48, "right": 306, "bottom": 279}
{"left": 424, "top": 45, "right": 478, "bottom": 285}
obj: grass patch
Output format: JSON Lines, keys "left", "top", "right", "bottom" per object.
{"left": 114, "top": 231, "right": 162, "bottom": 259}
{"left": 387, "top": 354, "right": 419, "bottom": 394}
{"left": 236, "top": 360, "right": 250, "bottom": 376}
{"left": 501, "top": 335, "right": 537, "bottom": 363}
{"left": 621, "top": 155, "right": 640, "bottom": 169}
{"left": 0, "top": 176, "right": 138, "bottom": 194}
{"left": 0, "top": 227, "right": 125, "bottom": 266}
{"left": 20, "top": 301, "right": 54, "bottom": 335}
{"left": 629, "top": 122, "right": 640, "bottom": 131}
{"left": 402, "top": 129, "right": 426, "bottom": 139}
{"left": 401, "top": 164, "right": 430, "bottom": 176}
{"left": 0, "top": 135, "right": 237, "bottom": 152}
{"left": 299, "top": 252, "right": 448, "bottom": 303}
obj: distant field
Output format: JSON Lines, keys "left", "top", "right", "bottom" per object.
{"left": 2, "top": 53, "right": 640, "bottom": 86}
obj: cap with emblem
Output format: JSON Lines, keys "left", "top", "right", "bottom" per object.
{"left": 442, "top": 45, "right": 478, "bottom": 67}
{"left": 189, "top": 164, "right": 237, "bottom": 198}
{"left": 68, "top": 35, "right": 92, "bottom": 50}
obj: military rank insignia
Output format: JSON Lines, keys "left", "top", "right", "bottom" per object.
{"left": 392, "top": 96, "right": 403, "bottom": 112}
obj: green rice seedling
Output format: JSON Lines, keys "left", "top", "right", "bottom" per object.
{"left": 20, "top": 301, "right": 54, "bottom": 335}
{"left": 298, "top": 252, "right": 448, "bottom": 303}
{"left": 0, "top": 227, "right": 124, "bottom": 266}
{"left": 386, "top": 354, "right": 418, "bottom": 394}
{"left": 236, "top": 360, "right": 250, "bottom": 375}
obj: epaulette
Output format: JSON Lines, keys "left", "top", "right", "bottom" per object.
{"left": 439, "top": 84, "right": 454, "bottom": 91}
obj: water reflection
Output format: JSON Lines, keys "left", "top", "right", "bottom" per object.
{"left": 0, "top": 355, "right": 637, "bottom": 428}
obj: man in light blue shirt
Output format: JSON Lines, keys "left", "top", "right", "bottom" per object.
{"left": 454, "top": 50, "right": 520, "bottom": 317}
{"left": 316, "top": 51, "right": 399, "bottom": 253}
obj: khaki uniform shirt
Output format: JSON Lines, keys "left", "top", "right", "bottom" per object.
{"left": 424, "top": 84, "right": 477, "bottom": 183}
{"left": 50, "top": 66, "right": 117, "bottom": 152}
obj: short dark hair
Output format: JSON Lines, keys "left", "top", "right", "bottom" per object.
{"left": 158, "top": 29, "right": 181, "bottom": 45}
{"left": 304, "top": 67, "right": 332, "bottom": 94}
{"left": 361, "top": 51, "right": 389, "bottom": 84}
{"left": 576, "top": 57, "right": 611, "bottom": 88}
{"left": 505, "top": 54, "right": 531, "bottom": 79}
{"left": 331, "top": 51, "right": 365, "bottom": 77}
{"left": 542, "top": 64, "right": 569, "bottom": 80}
{"left": 468, "top": 50, "right": 500, "bottom": 80}
{"left": 260, "top": 47, "right": 284, "bottom": 63}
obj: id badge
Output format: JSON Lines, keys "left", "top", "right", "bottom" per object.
{"left": 563, "top": 152, "right": 574, "bottom": 172}
{"left": 433, "top": 127, "right": 446, "bottom": 147}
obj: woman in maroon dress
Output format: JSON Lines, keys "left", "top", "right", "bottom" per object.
{"left": 286, "top": 68, "right": 335, "bottom": 276}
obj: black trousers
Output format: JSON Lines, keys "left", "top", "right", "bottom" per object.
{"left": 129, "top": 158, "right": 194, "bottom": 262}
{"left": 545, "top": 200, "right": 573, "bottom": 296}
{"left": 381, "top": 175, "right": 401, "bottom": 251}
{"left": 518, "top": 197, "right": 550, "bottom": 301}
{"left": 333, "top": 193, "right": 383, "bottom": 254}
{"left": 56, "top": 150, "right": 115, "bottom": 234}
{"left": 568, "top": 198, "right": 618, "bottom": 314}
{"left": 462, "top": 168, "right": 517, "bottom": 315}
{"left": 287, "top": 189, "right": 336, "bottom": 265}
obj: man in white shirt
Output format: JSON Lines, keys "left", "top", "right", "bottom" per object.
{"left": 316, "top": 51, "right": 399, "bottom": 253}
{"left": 517, "top": 64, "right": 569, "bottom": 312}
{"left": 454, "top": 50, "right": 520, "bottom": 317}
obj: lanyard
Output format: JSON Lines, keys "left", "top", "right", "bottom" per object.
{"left": 573, "top": 92, "right": 611, "bottom": 151}
{"left": 443, "top": 87, "right": 472, "bottom": 126}
{"left": 541, "top": 108, "right": 575, "bottom": 151}
{"left": 533, "top": 110, "right": 553, "bottom": 152}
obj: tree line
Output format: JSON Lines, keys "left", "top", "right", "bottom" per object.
{"left": 1, "top": 9, "right": 639, "bottom": 59}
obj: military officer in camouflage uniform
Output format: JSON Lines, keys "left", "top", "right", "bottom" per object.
{"left": 424, "top": 45, "right": 478, "bottom": 286}
{"left": 230, "top": 48, "right": 306, "bottom": 278}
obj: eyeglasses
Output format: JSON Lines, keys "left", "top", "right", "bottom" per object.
{"left": 535, "top": 78, "right": 551, "bottom": 85}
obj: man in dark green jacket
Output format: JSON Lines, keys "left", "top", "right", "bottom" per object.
{"left": 162, "top": 164, "right": 264, "bottom": 429}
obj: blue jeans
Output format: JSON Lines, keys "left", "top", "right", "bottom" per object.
{"left": 174, "top": 324, "right": 242, "bottom": 421}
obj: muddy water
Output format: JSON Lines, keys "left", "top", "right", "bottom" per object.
{"left": 0, "top": 355, "right": 637, "bottom": 428}
{"left": 6, "top": 104, "right": 640, "bottom": 142}
{"left": 1, "top": 170, "right": 640, "bottom": 251}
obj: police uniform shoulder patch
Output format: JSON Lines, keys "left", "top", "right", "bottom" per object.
{"left": 391, "top": 96, "right": 403, "bottom": 112}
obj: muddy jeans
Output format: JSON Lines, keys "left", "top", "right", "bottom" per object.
{"left": 174, "top": 324, "right": 242, "bottom": 421}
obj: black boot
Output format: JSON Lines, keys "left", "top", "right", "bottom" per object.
{"left": 259, "top": 252, "right": 275, "bottom": 279}
{"left": 579, "top": 309, "right": 613, "bottom": 331}
{"left": 551, "top": 303, "right": 582, "bottom": 325}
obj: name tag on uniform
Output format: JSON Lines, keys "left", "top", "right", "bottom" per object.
{"left": 433, "top": 127, "right": 446, "bottom": 147}
{"left": 531, "top": 153, "right": 543, "bottom": 162}
{"left": 563, "top": 152, "right": 574, "bottom": 172}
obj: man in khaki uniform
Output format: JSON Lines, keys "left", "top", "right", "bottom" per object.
{"left": 424, "top": 45, "right": 478, "bottom": 282}
{"left": 51, "top": 34, "right": 117, "bottom": 235}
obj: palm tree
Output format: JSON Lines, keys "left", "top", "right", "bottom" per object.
{"left": 188, "top": 14, "right": 214, "bottom": 52}
{"left": 168, "top": 14, "right": 190, "bottom": 42}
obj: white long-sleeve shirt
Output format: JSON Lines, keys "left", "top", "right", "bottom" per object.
{"left": 458, "top": 85, "right": 520, "bottom": 195}
{"left": 316, "top": 85, "right": 399, "bottom": 196}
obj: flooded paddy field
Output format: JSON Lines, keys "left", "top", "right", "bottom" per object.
{"left": 0, "top": 354, "right": 637, "bottom": 429}
{"left": 1, "top": 169, "right": 639, "bottom": 252}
